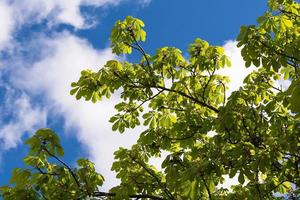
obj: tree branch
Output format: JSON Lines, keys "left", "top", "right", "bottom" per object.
{"left": 128, "top": 83, "right": 219, "bottom": 113}
{"left": 36, "top": 167, "right": 59, "bottom": 176}
{"left": 127, "top": 30, "right": 151, "bottom": 69}
{"left": 278, "top": 8, "right": 300, "bottom": 19}
{"left": 152, "top": 85, "right": 219, "bottom": 113}
{"left": 41, "top": 146, "right": 81, "bottom": 188}
{"left": 131, "top": 90, "right": 164, "bottom": 112}
{"left": 224, "top": 127, "right": 239, "bottom": 145}
{"left": 257, "top": 38, "right": 300, "bottom": 63}
{"left": 201, "top": 176, "right": 212, "bottom": 199}
{"left": 163, "top": 131, "right": 197, "bottom": 141}
{"left": 93, "top": 191, "right": 166, "bottom": 200}
{"left": 202, "top": 65, "right": 216, "bottom": 101}
{"left": 129, "top": 156, "right": 175, "bottom": 200}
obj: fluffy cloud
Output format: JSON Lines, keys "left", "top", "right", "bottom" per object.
{"left": 0, "top": 1, "right": 14, "bottom": 49}
{"left": 0, "top": 0, "right": 290, "bottom": 192}
{"left": 211, "top": 41, "right": 256, "bottom": 189}
{"left": 135, "top": 0, "right": 152, "bottom": 7}
{"left": 1, "top": 31, "right": 257, "bottom": 191}
{"left": 0, "top": 1, "right": 254, "bottom": 190}
{"left": 12, "top": 33, "right": 139, "bottom": 189}
{"left": 7, "top": 37, "right": 256, "bottom": 190}
{"left": 220, "top": 40, "right": 256, "bottom": 96}
{"left": 0, "top": 87, "right": 46, "bottom": 150}
{"left": 0, "top": 0, "right": 151, "bottom": 50}
{"left": 7, "top": 0, "right": 122, "bottom": 29}
{"left": 0, "top": 0, "right": 152, "bottom": 190}
{"left": 222, "top": 40, "right": 291, "bottom": 94}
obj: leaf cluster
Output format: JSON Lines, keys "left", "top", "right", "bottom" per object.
{"left": 2, "top": 1, "right": 300, "bottom": 199}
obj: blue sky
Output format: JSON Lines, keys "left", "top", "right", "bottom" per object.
{"left": 0, "top": 0, "right": 268, "bottom": 190}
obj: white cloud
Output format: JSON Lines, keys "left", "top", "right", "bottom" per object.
{"left": 220, "top": 40, "right": 256, "bottom": 97}
{"left": 0, "top": 0, "right": 151, "bottom": 51}
{"left": 0, "top": 0, "right": 153, "bottom": 190}
{"left": 135, "top": 0, "right": 152, "bottom": 7}
{"left": 0, "top": 0, "right": 151, "bottom": 40}
{"left": 0, "top": 88, "right": 46, "bottom": 150}
{"left": 221, "top": 40, "right": 291, "bottom": 95}
{"left": 5, "top": 0, "right": 123, "bottom": 29}
{"left": 213, "top": 40, "right": 255, "bottom": 190}
{"left": 218, "top": 175, "right": 239, "bottom": 190}
{"left": 207, "top": 41, "right": 256, "bottom": 136}
{"left": 0, "top": 1, "right": 14, "bottom": 49}
{"left": 0, "top": 37, "right": 260, "bottom": 191}
{"left": 12, "top": 33, "right": 139, "bottom": 189}
{"left": 276, "top": 79, "right": 291, "bottom": 91}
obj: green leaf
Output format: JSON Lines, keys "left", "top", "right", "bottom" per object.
{"left": 190, "top": 180, "right": 197, "bottom": 200}
{"left": 112, "top": 120, "right": 120, "bottom": 131}
{"left": 208, "top": 180, "right": 215, "bottom": 192}
{"left": 238, "top": 173, "right": 245, "bottom": 184}
{"left": 229, "top": 168, "right": 237, "bottom": 178}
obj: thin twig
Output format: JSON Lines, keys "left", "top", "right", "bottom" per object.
{"left": 202, "top": 65, "right": 216, "bottom": 101}
{"left": 153, "top": 85, "right": 219, "bottom": 113}
{"left": 129, "top": 155, "right": 175, "bottom": 200}
{"left": 201, "top": 176, "right": 212, "bottom": 199}
{"left": 128, "top": 83, "right": 220, "bottom": 113}
{"left": 131, "top": 90, "right": 164, "bottom": 112}
{"left": 42, "top": 146, "right": 81, "bottom": 188}
{"left": 163, "top": 131, "right": 197, "bottom": 141}
{"left": 93, "top": 191, "right": 166, "bottom": 200}
{"left": 36, "top": 167, "right": 59, "bottom": 176}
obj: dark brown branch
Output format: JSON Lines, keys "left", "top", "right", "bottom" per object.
{"left": 124, "top": 42, "right": 141, "bottom": 52}
{"left": 202, "top": 65, "right": 216, "bottom": 101}
{"left": 112, "top": 71, "right": 139, "bottom": 87}
{"left": 41, "top": 193, "right": 49, "bottom": 200}
{"left": 129, "top": 156, "right": 175, "bottom": 200}
{"left": 278, "top": 8, "right": 300, "bottom": 19}
{"left": 201, "top": 176, "right": 212, "bottom": 199}
{"left": 225, "top": 127, "right": 239, "bottom": 145}
{"left": 113, "top": 69, "right": 219, "bottom": 114}
{"left": 36, "top": 167, "right": 58, "bottom": 176}
{"left": 163, "top": 132, "right": 197, "bottom": 141}
{"left": 41, "top": 146, "right": 81, "bottom": 188}
{"left": 183, "top": 82, "right": 195, "bottom": 99}
{"left": 268, "top": 180, "right": 287, "bottom": 193}
{"left": 152, "top": 85, "right": 219, "bottom": 113}
{"left": 131, "top": 34, "right": 151, "bottom": 69}
{"left": 241, "top": 116, "right": 264, "bottom": 149}
{"left": 132, "top": 90, "right": 164, "bottom": 112}
{"left": 258, "top": 38, "right": 300, "bottom": 63}
{"left": 241, "top": 117, "right": 252, "bottom": 137}
{"left": 266, "top": 81, "right": 283, "bottom": 92}
{"left": 93, "top": 191, "right": 166, "bottom": 200}
{"left": 126, "top": 28, "right": 151, "bottom": 70}
{"left": 127, "top": 83, "right": 219, "bottom": 113}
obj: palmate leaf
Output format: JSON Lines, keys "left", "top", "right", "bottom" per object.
{"left": 3, "top": 0, "right": 300, "bottom": 199}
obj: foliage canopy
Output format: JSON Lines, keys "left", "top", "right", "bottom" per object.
{"left": 1, "top": 0, "right": 300, "bottom": 199}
